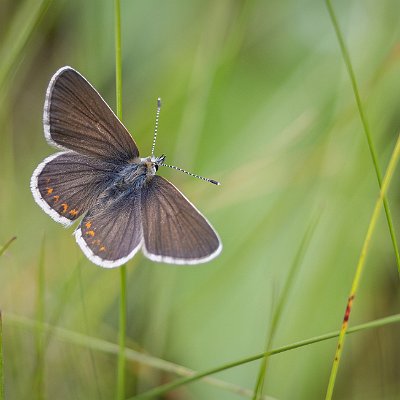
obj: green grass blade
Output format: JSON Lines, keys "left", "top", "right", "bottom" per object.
{"left": 0, "top": 0, "right": 52, "bottom": 92}
{"left": 114, "top": 0, "right": 123, "bottom": 119}
{"left": 3, "top": 312, "right": 265, "bottom": 399}
{"left": 78, "top": 265, "right": 102, "bottom": 400}
{"left": 34, "top": 237, "right": 46, "bottom": 400}
{"left": 114, "top": 0, "right": 127, "bottom": 399}
{"left": 0, "top": 311, "right": 3, "bottom": 400}
{"left": 325, "top": 133, "right": 400, "bottom": 399}
{"left": 253, "top": 212, "right": 321, "bottom": 399}
{"left": 44, "top": 263, "right": 81, "bottom": 346}
{"left": 117, "top": 266, "right": 127, "bottom": 400}
{"left": 0, "top": 237, "right": 16, "bottom": 257}
{"left": 126, "top": 313, "right": 400, "bottom": 399}
{"left": 5, "top": 311, "right": 400, "bottom": 399}
{"left": 325, "top": 0, "right": 400, "bottom": 276}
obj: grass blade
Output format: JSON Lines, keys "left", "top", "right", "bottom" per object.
{"left": 253, "top": 212, "right": 321, "bottom": 399}
{"left": 126, "top": 313, "right": 400, "bottom": 399}
{"left": 4, "top": 312, "right": 268, "bottom": 399}
{"left": 0, "top": 0, "right": 52, "bottom": 92}
{"left": 325, "top": 133, "right": 400, "bottom": 399}
{"left": 78, "top": 265, "right": 102, "bottom": 400}
{"left": 114, "top": 0, "right": 127, "bottom": 399}
{"left": 117, "top": 266, "right": 127, "bottom": 400}
{"left": 0, "top": 237, "right": 16, "bottom": 257}
{"left": 325, "top": 0, "right": 400, "bottom": 276}
{"left": 33, "top": 237, "right": 46, "bottom": 400}
{"left": 0, "top": 311, "right": 3, "bottom": 400}
{"left": 5, "top": 311, "right": 400, "bottom": 399}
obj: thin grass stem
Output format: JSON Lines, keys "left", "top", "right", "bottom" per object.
{"left": 0, "top": 311, "right": 3, "bottom": 400}
{"left": 325, "top": 133, "right": 400, "bottom": 399}
{"left": 114, "top": 0, "right": 122, "bottom": 119}
{"left": 117, "top": 267, "right": 127, "bottom": 400}
{"left": 253, "top": 212, "right": 320, "bottom": 399}
{"left": 114, "top": 0, "right": 127, "bottom": 399}
{"left": 34, "top": 237, "right": 46, "bottom": 400}
{"left": 325, "top": 0, "right": 400, "bottom": 276}
{"left": 78, "top": 265, "right": 102, "bottom": 399}
{"left": 127, "top": 313, "right": 400, "bottom": 399}
{"left": 5, "top": 311, "right": 400, "bottom": 399}
{"left": 44, "top": 263, "right": 81, "bottom": 346}
{"left": 0, "top": 0, "right": 52, "bottom": 92}
{"left": 0, "top": 237, "right": 16, "bottom": 257}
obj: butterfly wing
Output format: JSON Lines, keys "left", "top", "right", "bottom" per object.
{"left": 141, "top": 176, "right": 222, "bottom": 264}
{"left": 31, "top": 151, "right": 118, "bottom": 226}
{"left": 44, "top": 66, "right": 139, "bottom": 162}
{"left": 75, "top": 191, "right": 143, "bottom": 268}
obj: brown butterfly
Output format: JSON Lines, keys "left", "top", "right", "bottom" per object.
{"left": 31, "top": 67, "right": 222, "bottom": 267}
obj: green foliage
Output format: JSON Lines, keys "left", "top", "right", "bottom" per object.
{"left": 1, "top": 0, "right": 400, "bottom": 399}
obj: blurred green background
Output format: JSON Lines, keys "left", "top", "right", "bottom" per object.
{"left": 1, "top": 0, "right": 400, "bottom": 399}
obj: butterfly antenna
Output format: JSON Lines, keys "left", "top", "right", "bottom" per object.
{"left": 161, "top": 163, "right": 220, "bottom": 185}
{"left": 151, "top": 97, "right": 162, "bottom": 157}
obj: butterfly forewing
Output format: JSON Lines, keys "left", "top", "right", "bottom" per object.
{"left": 31, "top": 151, "right": 118, "bottom": 226}
{"left": 75, "top": 191, "right": 143, "bottom": 268}
{"left": 141, "top": 176, "right": 221, "bottom": 264}
{"left": 44, "top": 67, "right": 139, "bottom": 162}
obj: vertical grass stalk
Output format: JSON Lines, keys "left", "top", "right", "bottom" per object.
{"left": 253, "top": 213, "right": 320, "bottom": 399}
{"left": 78, "top": 264, "right": 102, "bottom": 399}
{"left": 325, "top": 133, "right": 400, "bottom": 400}
{"left": 325, "top": 0, "right": 400, "bottom": 275}
{"left": 114, "top": 2, "right": 126, "bottom": 399}
{"left": 35, "top": 237, "right": 46, "bottom": 400}
{"left": 0, "top": 311, "right": 3, "bottom": 400}
{"left": 117, "top": 267, "right": 127, "bottom": 400}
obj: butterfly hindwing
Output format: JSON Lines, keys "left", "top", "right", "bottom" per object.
{"left": 75, "top": 191, "right": 143, "bottom": 268}
{"left": 141, "top": 176, "right": 221, "bottom": 264}
{"left": 44, "top": 66, "right": 139, "bottom": 162}
{"left": 31, "top": 151, "right": 118, "bottom": 226}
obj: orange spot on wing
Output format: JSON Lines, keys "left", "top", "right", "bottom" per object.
{"left": 99, "top": 246, "right": 106, "bottom": 252}
{"left": 53, "top": 195, "right": 60, "bottom": 202}
{"left": 85, "top": 221, "right": 92, "bottom": 229}
{"left": 61, "top": 203, "right": 68, "bottom": 213}
{"left": 69, "top": 209, "right": 78, "bottom": 216}
{"left": 86, "top": 230, "right": 95, "bottom": 237}
{"left": 46, "top": 187, "right": 53, "bottom": 195}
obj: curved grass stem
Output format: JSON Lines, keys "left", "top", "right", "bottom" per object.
{"left": 5, "top": 311, "right": 400, "bottom": 399}
{"left": 325, "top": 133, "right": 400, "bottom": 399}
{"left": 253, "top": 212, "right": 321, "bottom": 399}
{"left": 127, "top": 312, "right": 400, "bottom": 399}
{"left": 0, "top": 237, "right": 16, "bottom": 257}
{"left": 0, "top": 0, "right": 52, "bottom": 93}
{"left": 325, "top": 0, "right": 400, "bottom": 275}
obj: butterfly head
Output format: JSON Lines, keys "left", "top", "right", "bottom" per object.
{"left": 141, "top": 154, "right": 166, "bottom": 175}
{"left": 153, "top": 154, "right": 166, "bottom": 171}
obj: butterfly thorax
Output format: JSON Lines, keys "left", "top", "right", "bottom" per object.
{"left": 114, "top": 155, "right": 165, "bottom": 191}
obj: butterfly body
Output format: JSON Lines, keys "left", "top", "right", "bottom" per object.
{"left": 95, "top": 156, "right": 165, "bottom": 208}
{"left": 31, "top": 67, "right": 222, "bottom": 267}
{"left": 114, "top": 158, "right": 152, "bottom": 190}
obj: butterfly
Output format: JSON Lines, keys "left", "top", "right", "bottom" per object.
{"left": 30, "top": 67, "right": 222, "bottom": 267}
